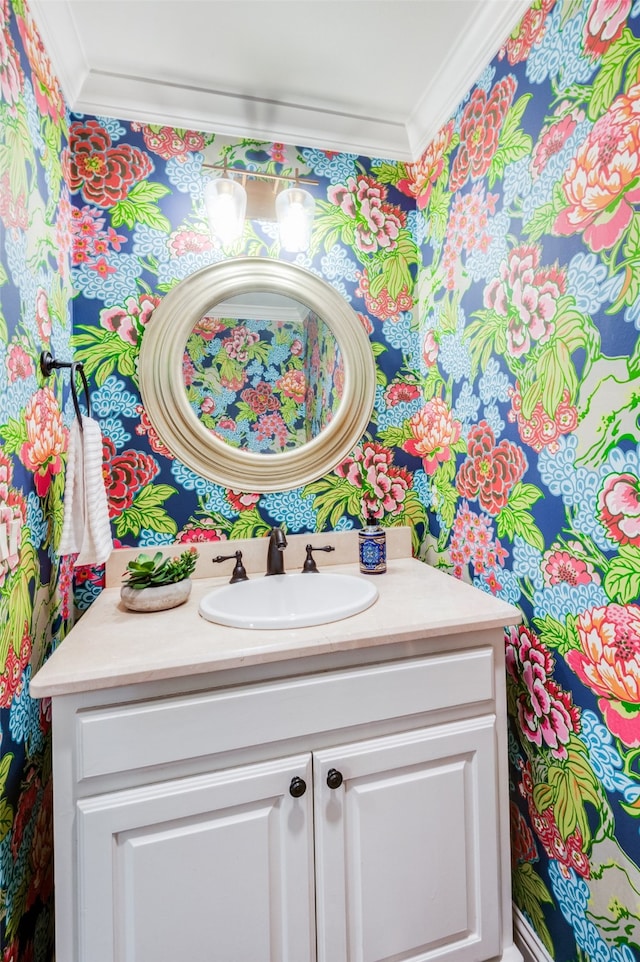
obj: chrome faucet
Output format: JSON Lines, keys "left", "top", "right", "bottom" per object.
{"left": 266, "top": 526, "right": 288, "bottom": 575}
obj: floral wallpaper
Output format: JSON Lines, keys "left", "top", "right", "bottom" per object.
{"left": 2, "top": 0, "right": 640, "bottom": 960}
{"left": 68, "top": 124, "right": 424, "bottom": 561}
{"left": 0, "top": 0, "right": 74, "bottom": 958}
{"left": 183, "top": 308, "right": 342, "bottom": 452}
{"left": 408, "top": 2, "right": 640, "bottom": 960}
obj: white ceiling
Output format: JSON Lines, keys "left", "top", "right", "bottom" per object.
{"left": 30, "top": 0, "right": 533, "bottom": 161}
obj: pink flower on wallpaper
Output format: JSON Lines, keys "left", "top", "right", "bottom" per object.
{"left": 361, "top": 468, "right": 411, "bottom": 520}
{"left": 0, "top": 628, "right": 30, "bottom": 708}
{"left": 518, "top": 761, "right": 590, "bottom": 878}
{"left": 362, "top": 449, "right": 411, "bottom": 518}
{"left": 35, "top": 288, "right": 52, "bottom": 341}
{"left": 402, "top": 397, "right": 462, "bottom": 474}
{"left": 542, "top": 545, "right": 598, "bottom": 587}
{"left": 583, "top": 0, "right": 632, "bottom": 58}
{"left": 270, "top": 143, "right": 287, "bottom": 163}
{"left": 484, "top": 244, "right": 566, "bottom": 357}
{"left": 498, "top": 0, "right": 556, "bottom": 64}
{"left": 276, "top": 369, "right": 306, "bottom": 403}
{"left": 396, "top": 121, "right": 455, "bottom": 210}
{"left": 241, "top": 381, "right": 280, "bottom": 415}
{"left": 335, "top": 441, "right": 412, "bottom": 518}
{"left": 328, "top": 175, "right": 406, "bottom": 254}
{"left": 290, "top": 338, "right": 304, "bottom": 356}
{"left": 193, "top": 315, "right": 228, "bottom": 340}
{"left": 223, "top": 325, "right": 260, "bottom": 362}
{"left": 176, "top": 524, "right": 228, "bottom": 543}
{"left": 169, "top": 229, "right": 213, "bottom": 256}
{"left": 384, "top": 381, "right": 421, "bottom": 406}
{"left": 90, "top": 256, "right": 117, "bottom": 278}
{"left": 449, "top": 500, "right": 508, "bottom": 579}
{"left": 226, "top": 491, "right": 261, "bottom": 512}
{"left": 508, "top": 382, "right": 578, "bottom": 453}
{"left": 0, "top": 0, "right": 24, "bottom": 112}
{"left": 456, "top": 420, "right": 526, "bottom": 514}
{"left": 54, "top": 190, "right": 74, "bottom": 280}
{"left": 16, "top": 7, "right": 65, "bottom": 124}
{"left": 220, "top": 371, "right": 247, "bottom": 392}
{"left": 555, "top": 82, "right": 640, "bottom": 251}
{"left": 422, "top": 329, "right": 439, "bottom": 367}
{"left": 510, "top": 801, "right": 538, "bottom": 867}
{"left": 449, "top": 75, "right": 517, "bottom": 192}
{"left": 100, "top": 294, "right": 160, "bottom": 345}
{"left": 182, "top": 354, "right": 196, "bottom": 387}
{"left": 355, "top": 270, "right": 413, "bottom": 322}
{"left": 506, "top": 625, "right": 580, "bottom": 760}
{"left": 567, "top": 604, "right": 640, "bottom": 747}
{"left": 6, "top": 342, "right": 33, "bottom": 381}
{"left": 253, "top": 412, "right": 288, "bottom": 448}
{"left": 135, "top": 404, "right": 174, "bottom": 458}
{"left": 64, "top": 120, "right": 153, "bottom": 209}
{"left": 532, "top": 107, "right": 584, "bottom": 178}
{"left": 102, "top": 437, "right": 159, "bottom": 518}
{"left": 134, "top": 123, "right": 205, "bottom": 159}
{"left": 597, "top": 472, "right": 640, "bottom": 546}
{"left": 443, "top": 184, "right": 497, "bottom": 289}
{"left": 20, "top": 387, "right": 67, "bottom": 497}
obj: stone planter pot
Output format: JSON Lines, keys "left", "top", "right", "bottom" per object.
{"left": 120, "top": 578, "right": 192, "bottom": 612}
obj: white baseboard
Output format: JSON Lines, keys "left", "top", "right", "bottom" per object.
{"left": 513, "top": 906, "right": 555, "bottom": 962}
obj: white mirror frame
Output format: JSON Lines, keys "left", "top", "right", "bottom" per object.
{"left": 139, "top": 257, "right": 377, "bottom": 492}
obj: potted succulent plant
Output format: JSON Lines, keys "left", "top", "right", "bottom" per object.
{"left": 120, "top": 546, "right": 199, "bottom": 612}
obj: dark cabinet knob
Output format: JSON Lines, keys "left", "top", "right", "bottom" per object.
{"left": 289, "top": 776, "right": 307, "bottom": 798}
{"left": 326, "top": 768, "right": 343, "bottom": 790}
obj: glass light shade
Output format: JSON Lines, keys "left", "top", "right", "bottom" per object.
{"left": 276, "top": 187, "right": 316, "bottom": 253}
{"left": 204, "top": 177, "right": 247, "bottom": 245}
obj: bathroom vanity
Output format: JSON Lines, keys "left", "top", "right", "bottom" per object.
{"left": 31, "top": 530, "right": 523, "bottom": 962}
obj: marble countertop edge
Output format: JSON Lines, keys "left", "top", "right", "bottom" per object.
{"left": 31, "top": 553, "right": 522, "bottom": 698}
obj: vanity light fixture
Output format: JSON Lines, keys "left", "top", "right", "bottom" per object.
{"left": 203, "top": 175, "right": 246, "bottom": 246}
{"left": 203, "top": 162, "right": 317, "bottom": 252}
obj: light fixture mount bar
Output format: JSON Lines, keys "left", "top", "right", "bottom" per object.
{"left": 203, "top": 162, "right": 318, "bottom": 188}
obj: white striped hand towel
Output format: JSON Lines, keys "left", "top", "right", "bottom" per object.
{"left": 59, "top": 416, "right": 113, "bottom": 566}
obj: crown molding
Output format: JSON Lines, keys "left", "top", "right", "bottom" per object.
{"left": 75, "top": 68, "right": 414, "bottom": 160}
{"left": 30, "top": 0, "right": 535, "bottom": 163}
{"left": 408, "top": 0, "right": 534, "bottom": 159}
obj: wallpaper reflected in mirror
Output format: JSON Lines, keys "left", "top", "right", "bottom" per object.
{"left": 183, "top": 293, "right": 344, "bottom": 453}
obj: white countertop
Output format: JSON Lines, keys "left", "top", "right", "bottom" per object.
{"left": 31, "top": 545, "right": 522, "bottom": 698}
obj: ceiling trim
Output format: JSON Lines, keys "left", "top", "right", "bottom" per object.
{"left": 31, "top": 0, "right": 535, "bottom": 163}
{"left": 76, "top": 68, "right": 415, "bottom": 161}
{"left": 408, "top": 0, "right": 534, "bottom": 159}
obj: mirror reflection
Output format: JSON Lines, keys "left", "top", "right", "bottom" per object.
{"left": 138, "top": 257, "right": 376, "bottom": 492}
{"left": 183, "top": 293, "right": 344, "bottom": 453}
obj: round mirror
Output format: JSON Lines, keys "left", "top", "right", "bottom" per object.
{"left": 139, "top": 258, "right": 376, "bottom": 492}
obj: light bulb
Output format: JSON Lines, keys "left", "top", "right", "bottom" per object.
{"left": 204, "top": 178, "right": 247, "bottom": 245}
{"left": 276, "top": 187, "right": 315, "bottom": 253}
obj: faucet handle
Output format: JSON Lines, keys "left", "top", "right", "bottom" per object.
{"left": 302, "top": 544, "right": 336, "bottom": 573}
{"left": 212, "top": 550, "right": 248, "bottom": 583}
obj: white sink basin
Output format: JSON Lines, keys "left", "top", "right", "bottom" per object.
{"left": 199, "top": 572, "right": 378, "bottom": 629}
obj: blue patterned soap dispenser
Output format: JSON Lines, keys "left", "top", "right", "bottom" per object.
{"left": 359, "top": 511, "right": 387, "bottom": 574}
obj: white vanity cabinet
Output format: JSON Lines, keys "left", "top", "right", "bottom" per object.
{"left": 46, "top": 638, "right": 518, "bottom": 962}
{"left": 30, "top": 550, "right": 522, "bottom": 962}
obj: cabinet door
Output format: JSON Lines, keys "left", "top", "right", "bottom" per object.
{"left": 313, "top": 717, "right": 500, "bottom": 962}
{"left": 76, "top": 753, "right": 315, "bottom": 962}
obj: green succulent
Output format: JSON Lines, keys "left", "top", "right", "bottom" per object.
{"left": 123, "top": 547, "right": 199, "bottom": 590}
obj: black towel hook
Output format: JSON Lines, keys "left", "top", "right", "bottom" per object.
{"left": 40, "top": 350, "right": 92, "bottom": 428}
